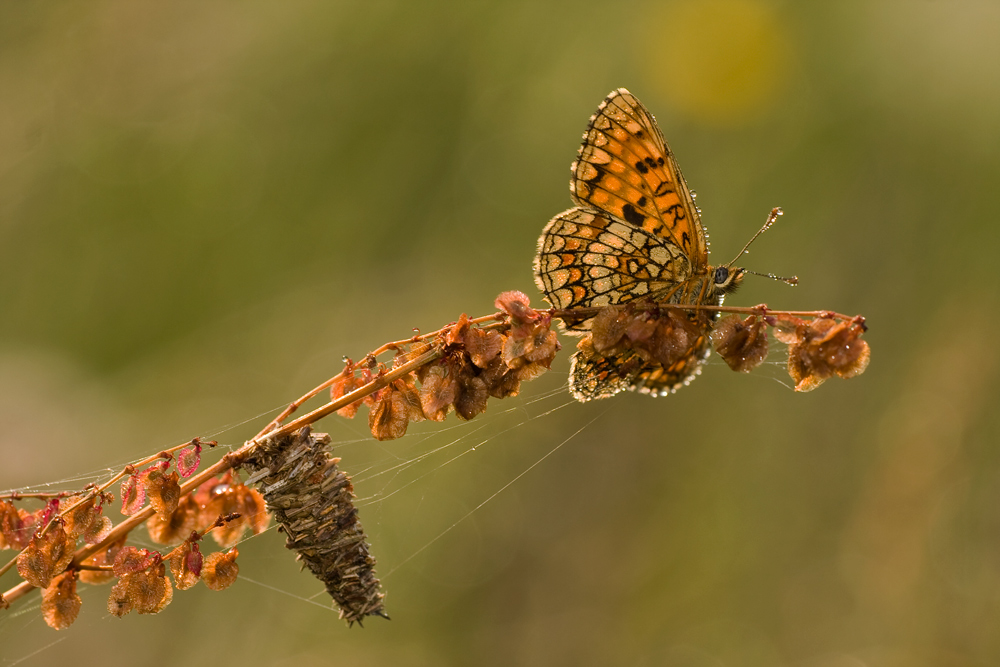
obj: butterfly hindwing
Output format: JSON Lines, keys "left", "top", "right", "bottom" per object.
{"left": 533, "top": 206, "right": 691, "bottom": 332}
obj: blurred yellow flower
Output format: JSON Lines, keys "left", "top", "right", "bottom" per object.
{"left": 638, "top": 0, "right": 792, "bottom": 125}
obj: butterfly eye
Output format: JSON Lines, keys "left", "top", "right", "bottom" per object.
{"left": 714, "top": 267, "right": 730, "bottom": 285}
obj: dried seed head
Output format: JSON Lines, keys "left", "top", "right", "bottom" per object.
{"left": 176, "top": 441, "right": 202, "bottom": 477}
{"left": 210, "top": 514, "right": 246, "bottom": 551}
{"left": 330, "top": 360, "right": 372, "bottom": 419}
{"left": 502, "top": 320, "right": 559, "bottom": 370}
{"left": 464, "top": 327, "right": 504, "bottom": 369}
{"left": 645, "top": 310, "right": 709, "bottom": 370}
{"left": 112, "top": 546, "right": 159, "bottom": 576}
{"left": 0, "top": 501, "right": 25, "bottom": 549}
{"left": 481, "top": 357, "right": 522, "bottom": 399}
{"left": 41, "top": 569, "right": 81, "bottom": 630}
{"left": 120, "top": 473, "right": 146, "bottom": 516}
{"left": 711, "top": 315, "right": 769, "bottom": 373}
{"left": 394, "top": 376, "right": 426, "bottom": 423}
{"left": 770, "top": 314, "right": 803, "bottom": 345}
{"left": 444, "top": 313, "right": 472, "bottom": 347}
{"left": 454, "top": 371, "right": 489, "bottom": 421}
{"left": 787, "top": 317, "right": 871, "bottom": 391}
{"left": 108, "top": 563, "right": 172, "bottom": 617}
{"left": 147, "top": 470, "right": 181, "bottom": 520}
{"left": 236, "top": 485, "right": 270, "bottom": 536}
{"left": 495, "top": 290, "right": 540, "bottom": 339}
{"left": 419, "top": 365, "right": 457, "bottom": 421}
{"left": 168, "top": 541, "right": 203, "bottom": 590}
{"left": 146, "top": 494, "right": 198, "bottom": 545}
{"left": 591, "top": 305, "right": 631, "bottom": 352}
{"left": 16, "top": 522, "right": 74, "bottom": 589}
{"left": 369, "top": 385, "right": 412, "bottom": 440}
{"left": 83, "top": 515, "right": 112, "bottom": 546}
{"left": 201, "top": 549, "right": 239, "bottom": 591}
{"left": 62, "top": 496, "right": 100, "bottom": 540}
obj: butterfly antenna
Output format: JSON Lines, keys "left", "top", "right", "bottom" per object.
{"left": 742, "top": 269, "right": 798, "bottom": 286}
{"left": 726, "top": 207, "right": 797, "bottom": 285}
{"left": 726, "top": 207, "right": 784, "bottom": 268}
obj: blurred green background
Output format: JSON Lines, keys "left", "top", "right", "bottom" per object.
{"left": 2, "top": 1, "right": 1000, "bottom": 665}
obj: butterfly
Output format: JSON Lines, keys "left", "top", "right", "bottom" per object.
{"left": 534, "top": 88, "right": 744, "bottom": 401}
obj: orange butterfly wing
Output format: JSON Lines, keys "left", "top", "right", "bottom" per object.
{"left": 533, "top": 206, "right": 691, "bottom": 332}
{"left": 570, "top": 88, "right": 708, "bottom": 270}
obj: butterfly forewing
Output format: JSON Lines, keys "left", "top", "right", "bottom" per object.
{"left": 570, "top": 89, "right": 707, "bottom": 267}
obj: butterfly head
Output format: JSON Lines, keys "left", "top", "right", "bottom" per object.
{"left": 713, "top": 265, "right": 745, "bottom": 295}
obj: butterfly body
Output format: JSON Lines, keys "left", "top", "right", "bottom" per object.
{"left": 534, "top": 88, "right": 743, "bottom": 401}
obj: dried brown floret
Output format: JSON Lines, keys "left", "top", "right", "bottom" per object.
{"left": 481, "top": 357, "right": 522, "bottom": 399}
{"left": 112, "top": 546, "right": 159, "bottom": 575}
{"left": 41, "top": 569, "right": 81, "bottom": 630}
{"left": 369, "top": 386, "right": 411, "bottom": 441}
{"left": 787, "top": 317, "right": 870, "bottom": 392}
{"left": 176, "top": 440, "right": 203, "bottom": 477}
{"left": 330, "top": 360, "right": 373, "bottom": 419}
{"left": 502, "top": 320, "right": 559, "bottom": 370}
{"left": 419, "top": 365, "right": 457, "bottom": 421}
{"left": 146, "top": 469, "right": 181, "bottom": 520}
{"left": 120, "top": 472, "right": 146, "bottom": 516}
{"left": 464, "top": 327, "right": 504, "bottom": 368}
{"left": 495, "top": 290, "right": 540, "bottom": 339}
{"left": 168, "top": 540, "right": 203, "bottom": 590}
{"left": 16, "top": 522, "right": 74, "bottom": 589}
{"left": 711, "top": 314, "right": 769, "bottom": 372}
{"left": 0, "top": 501, "right": 33, "bottom": 550}
{"left": 146, "top": 494, "right": 198, "bottom": 545}
{"left": 89, "top": 517, "right": 113, "bottom": 545}
{"left": 454, "top": 370, "right": 489, "bottom": 421}
{"left": 195, "top": 476, "right": 244, "bottom": 546}
{"left": 201, "top": 549, "right": 239, "bottom": 591}
{"left": 193, "top": 476, "right": 234, "bottom": 530}
{"left": 444, "top": 313, "right": 472, "bottom": 347}
{"left": 643, "top": 310, "right": 709, "bottom": 369}
{"left": 237, "top": 485, "right": 270, "bottom": 536}
{"left": 769, "top": 314, "right": 804, "bottom": 344}
{"left": 203, "top": 483, "right": 268, "bottom": 549}
{"left": 62, "top": 496, "right": 99, "bottom": 540}
{"left": 591, "top": 305, "right": 631, "bottom": 352}
{"left": 203, "top": 485, "right": 270, "bottom": 547}
{"left": 394, "top": 375, "right": 426, "bottom": 423}
{"left": 108, "top": 562, "right": 172, "bottom": 617}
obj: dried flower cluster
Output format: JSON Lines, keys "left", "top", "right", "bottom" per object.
{"left": 1, "top": 438, "right": 260, "bottom": 629}
{"left": 710, "top": 311, "right": 869, "bottom": 390}
{"left": 330, "top": 291, "right": 559, "bottom": 441}
{"left": 588, "top": 303, "right": 716, "bottom": 373}
{"left": 772, "top": 314, "right": 870, "bottom": 391}
{"left": 1, "top": 289, "right": 870, "bottom": 633}
{"left": 146, "top": 471, "right": 269, "bottom": 548}
{"left": 239, "top": 427, "right": 384, "bottom": 626}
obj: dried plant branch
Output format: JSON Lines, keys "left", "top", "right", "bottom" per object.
{"left": 0, "top": 292, "right": 869, "bottom": 627}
